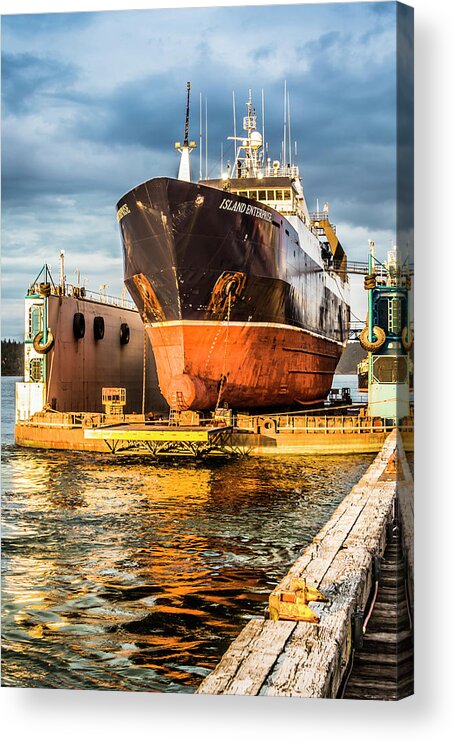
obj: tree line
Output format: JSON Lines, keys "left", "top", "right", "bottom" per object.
{"left": 1, "top": 340, "right": 24, "bottom": 376}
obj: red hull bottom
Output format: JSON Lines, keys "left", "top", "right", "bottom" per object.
{"left": 146, "top": 322, "right": 344, "bottom": 411}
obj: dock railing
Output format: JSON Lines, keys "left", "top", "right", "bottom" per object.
{"left": 235, "top": 413, "right": 414, "bottom": 436}
{"left": 18, "top": 409, "right": 414, "bottom": 436}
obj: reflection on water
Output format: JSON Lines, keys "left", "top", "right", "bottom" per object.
{"left": 1, "top": 376, "right": 373, "bottom": 692}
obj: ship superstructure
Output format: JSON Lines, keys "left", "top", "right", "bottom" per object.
{"left": 117, "top": 87, "right": 350, "bottom": 411}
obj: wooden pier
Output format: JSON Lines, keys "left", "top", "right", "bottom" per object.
{"left": 197, "top": 429, "right": 413, "bottom": 698}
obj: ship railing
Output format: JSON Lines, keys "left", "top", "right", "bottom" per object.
{"left": 262, "top": 164, "right": 300, "bottom": 179}
{"left": 20, "top": 411, "right": 149, "bottom": 428}
{"left": 235, "top": 413, "right": 413, "bottom": 435}
{"left": 65, "top": 284, "right": 136, "bottom": 311}
{"left": 235, "top": 164, "right": 299, "bottom": 179}
{"left": 26, "top": 282, "right": 136, "bottom": 310}
{"left": 310, "top": 211, "right": 333, "bottom": 223}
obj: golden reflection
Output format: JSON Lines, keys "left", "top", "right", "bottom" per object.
{"left": 3, "top": 438, "right": 374, "bottom": 691}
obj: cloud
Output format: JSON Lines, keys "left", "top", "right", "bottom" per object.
{"left": 1, "top": 51, "right": 78, "bottom": 114}
{"left": 1, "top": 2, "right": 405, "bottom": 339}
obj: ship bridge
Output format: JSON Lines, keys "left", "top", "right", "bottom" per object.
{"left": 200, "top": 176, "right": 301, "bottom": 216}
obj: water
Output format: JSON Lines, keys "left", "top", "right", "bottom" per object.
{"left": 1, "top": 375, "right": 373, "bottom": 692}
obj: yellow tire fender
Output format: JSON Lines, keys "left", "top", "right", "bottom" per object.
{"left": 33, "top": 330, "right": 54, "bottom": 354}
{"left": 402, "top": 327, "right": 413, "bottom": 352}
{"left": 359, "top": 325, "right": 386, "bottom": 352}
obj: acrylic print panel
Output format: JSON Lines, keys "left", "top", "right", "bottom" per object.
{"left": 1, "top": 1, "right": 413, "bottom": 699}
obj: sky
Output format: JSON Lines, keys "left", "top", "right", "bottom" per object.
{"left": 1, "top": 1, "right": 408, "bottom": 339}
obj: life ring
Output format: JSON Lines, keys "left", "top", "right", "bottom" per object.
{"left": 73, "top": 312, "right": 85, "bottom": 339}
{"left": 359, "top": 325, "right": 386, "bottom": 352}
{"left": 93, "top": 315, "right": 105, "bottom": 340}
{"left": 33, "top": 330, "right": 54, "bottom": 354}
{"left": 402, "top": 327, "right": 413, "bottom": 352}
{"left": 120, "top": 322, "right": 130, "bottom": 345}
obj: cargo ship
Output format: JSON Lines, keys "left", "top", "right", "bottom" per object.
{"left": 117, "top": 87, "right": 350, "bottom": 411}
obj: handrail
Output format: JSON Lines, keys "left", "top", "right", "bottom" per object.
{"left": 26, "top": 282, "right": 136, "bottom": 311}
{"left": 20, "top": 410, "right": 413, "bottom": 436}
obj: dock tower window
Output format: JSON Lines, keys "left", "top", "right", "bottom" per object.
{"left": 376, "top": 299, "right": 388, "bottom": 332}
{"left": 388, "top": 297, "right": 402, "bottom": 335}
{"left": 29, "top": 358, "right": 44, "bottom": 382}
{"left": 28, "top": 304, "right": 43, "bottom": 341}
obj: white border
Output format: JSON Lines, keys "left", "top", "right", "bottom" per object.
{"left": 1, "top": 1, "right": 454, "bottom": 740}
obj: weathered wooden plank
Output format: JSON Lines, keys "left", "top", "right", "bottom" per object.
{"left": 197, "top": 618, "right": 295, "bottom": 695}
{"left": 196, "top": 619, "right": 266, "bottom": 694}
{"left": 198, "top": 430, "right": 404, "bottom": 697}
{"left": 223, "top": 620, "right": 295, "bottom": 695}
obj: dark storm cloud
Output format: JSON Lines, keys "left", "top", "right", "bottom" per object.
{"left": 1, "top": 52, "right": 78, "bottom": 114}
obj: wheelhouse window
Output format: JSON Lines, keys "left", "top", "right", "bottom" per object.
{"left": 29, "top": 358, "right": 44, "bottom": 382}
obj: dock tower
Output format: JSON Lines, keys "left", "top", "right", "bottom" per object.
{"left": 360, "top": 243, "right": 412, "bottom": 423}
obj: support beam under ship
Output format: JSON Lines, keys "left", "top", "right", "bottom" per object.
{"left": 117, "top": 89, "right": 350, "bottom": 411}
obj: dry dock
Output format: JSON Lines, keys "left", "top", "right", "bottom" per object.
{"left": 197, "top": 429, "right": 413, "bottom": 698}
{"left": 15, "top": 409, "right": 413, "bottom": 456}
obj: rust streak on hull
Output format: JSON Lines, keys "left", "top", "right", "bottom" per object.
{"left": 146, "top": 321, "right": 343, "bottom": 410}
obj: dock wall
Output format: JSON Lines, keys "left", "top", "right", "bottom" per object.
{"left": 197, "top": 430, "right": 412, "bottom": 697}
{"left": 43, "top": 294, "right": 166, "bottom": 414}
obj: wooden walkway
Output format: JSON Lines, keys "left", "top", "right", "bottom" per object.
{"left": 341, "top": 522, "right": 413, "bottom": 700}
{"left": 197, "top": 429, "right": 413, "bottom": 698}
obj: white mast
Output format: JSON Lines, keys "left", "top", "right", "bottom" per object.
{"left": 288, "top": 92, "right": 292, "bottom": 168}
{"left": 59, "top": 250, "right": 66, "bottom": 292}
{"left": 205, "top": 97, "right": 208, "bottom": 179}
{"left": 261, "top": 88, "right": 265, "bottom": 168}
{"left": 283, "top": 80, "right": 287, "bottom": 166}
{"left": 199, "top": 92, "right": 202, "bottom": 181}
{"left": 175, "top": 82, "right": 197, "bottom": 182}
{"left": 232, "top": 90, "right": 237, "bottom": 166}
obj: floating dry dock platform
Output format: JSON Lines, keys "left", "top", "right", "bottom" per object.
{"left": 15, "top": 408, "right": 413, "bottom": 456}
{"left": 84, "top": 424, "right": 253, "bottom": 457}
{"left": 197, "top": 430, "right": 413, "bottom": 699}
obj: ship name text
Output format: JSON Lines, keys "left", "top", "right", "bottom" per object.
{"left": 219, "top": 198, "right": 272, "bottom": 223}
{"left": 117, "top": 204, "right": 131, "bottom": 222}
